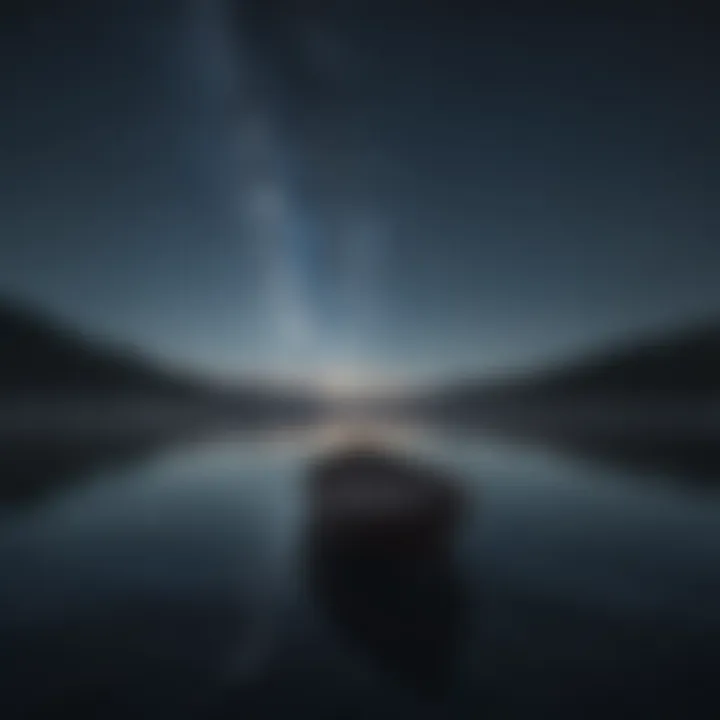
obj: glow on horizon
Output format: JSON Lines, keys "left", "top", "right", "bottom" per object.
{"left": 238, "top": 363, "right": 412, "bottom": 394}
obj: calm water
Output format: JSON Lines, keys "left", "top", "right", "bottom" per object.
{"left": 1, "top": 425, "right": 718, "bottom": 719}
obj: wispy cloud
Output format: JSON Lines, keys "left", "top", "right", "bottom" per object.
{"left": 224, "top": 0, "right": 388, "bottom": 369}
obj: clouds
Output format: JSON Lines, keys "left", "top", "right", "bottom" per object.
{"left": 235, "top": 112, "right": 317, "bottom": 352}
{"left": 226, "top": 0, "right": 389, "bottom": 369}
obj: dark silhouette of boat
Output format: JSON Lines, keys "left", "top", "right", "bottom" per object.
{"left": 305, "top": 444, "right": 469, "bottom": 699}
{"left": 307, "top": 444, "right": 465, "bottom": 565}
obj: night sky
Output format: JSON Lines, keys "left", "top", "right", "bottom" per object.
{"left": 1, "top": 1, "right": 718, "bottom": 386}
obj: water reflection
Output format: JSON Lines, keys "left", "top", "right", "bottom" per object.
{"left": 0, "top": 423, "right": 718, "bottom": 719}
{"left": 0, "top": 438, "right": 165, "bottom": 506}
{"left": 547, "top": 434, "right": 720, "bottom": 489}
{"left": 414, "top": 422, "right": 720, "bottom": 494}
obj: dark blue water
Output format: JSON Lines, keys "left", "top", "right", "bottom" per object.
{"left": 1, "top": 426, "right": 718, "bottom": 719}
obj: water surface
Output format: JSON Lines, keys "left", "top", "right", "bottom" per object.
{"left": 1, "top": 425, "right": 718, "bottom": 719}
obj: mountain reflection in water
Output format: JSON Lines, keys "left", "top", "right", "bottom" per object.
{"left": 0, "top": 424, "right": 718, "bottom": 719}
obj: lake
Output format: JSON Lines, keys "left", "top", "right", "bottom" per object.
{"left": 1, "top": 423, "right": 718, "bottom": 719}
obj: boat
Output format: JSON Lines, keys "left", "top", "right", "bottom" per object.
{"left": 305, "top": 443, "right": 469, "bottom": 697}
{"left": 306, "top": 443, "right": 465, "bottom": 567}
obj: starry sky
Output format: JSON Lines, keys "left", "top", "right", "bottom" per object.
{"left": 0, "top": 1, "right": 718, "bottom": 385}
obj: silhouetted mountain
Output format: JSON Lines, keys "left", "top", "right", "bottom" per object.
{"left": 0, "top": 297, "right": 320, "bottom": 415}
{"left": 0, "top": 299, "right": 200, "bottom": 400}
{"left": 426, "top": 320, "right": 720, "bottom": 411}
{"left": 417, "top": 321, "right": 720, "bottom": 484}
{"left": 522, "top": 321, "right": 720, "bottom": 401}
{"left": 0, "top": 298, "right": 324, "bottom": 503}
